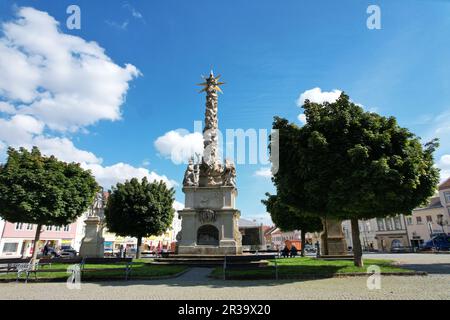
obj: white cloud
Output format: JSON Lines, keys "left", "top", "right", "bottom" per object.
{"left": 0, "top": 7, "right": 140, "bottom": 132}
{"left": 154, "top": 129, "right": 203, "bottom": 164}
{"left": 296, "top": 87, "right": 342, "bottom": 106}
{"left": 0, "top": 102, "right": 16, "bottom": 114}
{"left": 105, "top": 20, "right": 129, "bottom": 31}
{"left": 242, "top": 213, "right": 274, "bottom": 226}
{"left": 0, "top": 115, "right": 44, "bottom": 145}
{"left": 33, "top": 136, "right": 101, "bottom": 164}
{"left": 123, "top": 3, "right": 144, "bottom": 20}
{"left": 254, "top": 167, "right": 273, "bottom": 179}
{"left": 438, "top": 154, "right": 450, "bottom": 182}
{"left": 298, "top": 113, "right": 307, "bottom": 125}
{"left": 173, "top": 200, "right": 184, "bottom": 211}
{"left": 82, "top": 162, "right": 178, "bottom": 190}
{"left": 0, "top": 8, "right": 176, "bottom": 193}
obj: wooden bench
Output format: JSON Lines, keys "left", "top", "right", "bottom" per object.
{"left": 1, "top": 257, "right": 135, "bottom": 282}
{"left": 0, "top": 258, "right": 32, "bottom": 274}
{"left": 79, "top": 257, "right": 134, "bottom": 280}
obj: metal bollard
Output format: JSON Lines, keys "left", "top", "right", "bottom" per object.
{"left": 274, "top": 255, "right": 278, "bottom": 281}
{"left": 223, "top": 255, "right": 227, "bottom": 280}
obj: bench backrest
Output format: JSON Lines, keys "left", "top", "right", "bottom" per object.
{"left": 83, "top": 257, "right": 132, "bottom": 264}
{"left": 0, "top": 258, "right": 31, "bottom": 264}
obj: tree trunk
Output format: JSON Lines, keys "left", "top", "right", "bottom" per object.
{"left": 322, "top": 218, "right": 329, "bottom": 256}
{"left": 351, "top": 218, "right": 364, "bottom": 267}
{"left": 136, "top": 237, "right": 142, "bottom": 259}
{"left": 300, "top": 230, "right": 306, "bottom": 257}
{"left": 31, "top": 224, "right": 42, "bottom": 267}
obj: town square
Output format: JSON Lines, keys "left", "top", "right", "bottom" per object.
{"left": 0, "top": 0, "right": 449, "bottom": 307}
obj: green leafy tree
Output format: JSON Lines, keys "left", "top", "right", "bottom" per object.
{"left": 0, "top": 147, "right": 98, "bottom": 264}
{"left": 104, "top": 177, "right": 175, "bottom": 259}
{"left": 271, "top": 93, "right": 440, "bottom": 266}
{"left": 262, "top": 193, "right": 322, "bottom": 256}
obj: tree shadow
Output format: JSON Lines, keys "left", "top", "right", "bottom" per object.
{"left": 398, "top": 263, "right": 450, "bottom": 275}
{"left": 92, "top": 265, "right": 343, "bottom": 289}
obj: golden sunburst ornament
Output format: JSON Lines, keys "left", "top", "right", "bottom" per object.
{"left": 198, "top": 70, "right": 225, "bottom": 93}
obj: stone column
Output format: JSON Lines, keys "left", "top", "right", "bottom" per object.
{"left": 79, "top": 216, "right": 105, "bottom": 258}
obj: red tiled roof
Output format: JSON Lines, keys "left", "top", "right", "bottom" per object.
{"left": 439, "top": 177, "right": 450, "bottom": 191}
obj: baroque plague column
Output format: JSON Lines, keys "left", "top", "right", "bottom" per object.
{"left": 176, "top": 72, "right": 242, "bottom": 255}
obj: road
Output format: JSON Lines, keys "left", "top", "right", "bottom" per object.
{"left": 0, "top": 254, "right": 448, "bottom": 300}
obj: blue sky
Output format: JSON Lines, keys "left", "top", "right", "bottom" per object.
{"left": 0, "top": 0, "right": 449, "bottom": 224}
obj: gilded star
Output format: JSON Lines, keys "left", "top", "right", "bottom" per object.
{"left": 198, "top": 70, "right": 225, "bottom": 93}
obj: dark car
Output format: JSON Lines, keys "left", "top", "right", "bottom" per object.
{"left": 421, "top": 235, "right": 450, "bottom": 251}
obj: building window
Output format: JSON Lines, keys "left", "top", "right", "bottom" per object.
{"left": 377, "top": 218, "right": 385, "bottom": 231}
{"left": 26, "top": 224, "right": 33, "bottom": 230}
{"left": 64, "top": 225, "right": 70, "bottom": 232}
{"left": 2, "top": 242, "right": 18, "bottom": 253}
{"left": 54, "top": 226, "right": 61, "bottom": 232}
{"left": 444, "top": 191, "right": 450, "bottom": 203}
{"left": 15, "top": 223, "right": 23, "bottom": 230}
{"left": 406, "top": 217, "right": 413, "bottom": 225}
{"left": 46, "top": 225, "right": 53, "bottom": 231}
{"left": 386, "top": 218, "right": 393, "bottom": 231}
{"left": 394, "top": 216, "right": 402, "bottom": 230}
{"left": 426, "top": 216, "right": 432, "bottom": 223}
{"left": 416, "top": 216, "right": 423, "bottom": 224}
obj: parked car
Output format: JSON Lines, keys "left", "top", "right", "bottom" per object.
{"left": 59, "top": 246, "right": 77, "bottom": 258}
{"left": 420, "top": 235, "right": 450, "bottom": 251}
{"left": 304, "top": 244, "right": 317, "bottom": 253}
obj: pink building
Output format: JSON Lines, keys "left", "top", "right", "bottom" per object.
{"left": 0, "top": 221, "right": 78, "bottom": 258}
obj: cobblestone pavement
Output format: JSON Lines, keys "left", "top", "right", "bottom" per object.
{"left": 1, "top": 274, "right": 449, "bottom": 300}
{"left": 0, "top": 254, "right": 448, "bottom": 300}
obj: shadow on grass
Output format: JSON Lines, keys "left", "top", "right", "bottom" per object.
{"left": 398, "top": 263, "right": 450, "bottom": 274}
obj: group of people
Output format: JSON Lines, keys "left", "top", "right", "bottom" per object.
{"left": 281, "top": 245, "right": 298, "bottom": 258}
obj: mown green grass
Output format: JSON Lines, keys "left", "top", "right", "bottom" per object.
{"left": 211, "top": 257, "right": 412, "bottom": 279}
{"left": 0, "top": 260, "right": 187, "bottom": 281}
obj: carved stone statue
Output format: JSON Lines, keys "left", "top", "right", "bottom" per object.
{"left": 183, "top": 158, "right": 197, "bottom": 187}
{"left": 223, "top": 159, "right": 236, "bottom": 188}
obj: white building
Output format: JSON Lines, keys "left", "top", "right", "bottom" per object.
{"left": 342, "top": 219, "right": 378, "bottom": 251}
{"left": 405, "top": 178, "right": 450, "bottom": 248}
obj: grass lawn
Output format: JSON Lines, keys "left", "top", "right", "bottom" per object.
{"left": 0, "top": 260, "right": 187, "bottom": 282}
{"left": 211, "top": 257, "right": 413, "bottom": 280}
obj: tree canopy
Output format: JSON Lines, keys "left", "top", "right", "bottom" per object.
{"left": 272, "top": 93, "right": 439, "bottom": 219}
{"left": 271, "top": 93, "right": 440, "bottom": 265}
{"left": 262, "top": 193, "right": 322, "bottom": 256}
{"left": 104, "top": 177, "right": 175, "bottom": 258}
{"left": 0, "top": 147, "right": 98, "bottom": 262}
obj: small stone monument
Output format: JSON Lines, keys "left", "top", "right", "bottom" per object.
{"left": 320, "top": 218, "right": 350, "bottom": 257}
{"left": 79, "top": 189, "right": 106, "bottom": 258}
{"left": 176, "top": 71, "right": 242, "bottom": 255}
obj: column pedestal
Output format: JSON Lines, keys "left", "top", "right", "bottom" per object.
{"left": 320, "top": 218, "right": 352, "bottom": 258}
{"left": 79, "top": 216, "right": 104, "bottom": 258}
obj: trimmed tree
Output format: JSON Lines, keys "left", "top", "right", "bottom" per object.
{"left": 104, "top": 177, "right": 175, "bottom": 259}
{"left": 0, "top": 147, "right": 98, "bottom": 264}
{"left": 262, "top": 193, "right": 323, "bottom": 256}
{"left": 271, "top": 93, "right": 440, "bottom": 266}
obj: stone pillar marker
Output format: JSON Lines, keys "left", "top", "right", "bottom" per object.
{"left": 320, "top": 218, "right": 351, "bottom": 257}
{"left": 79, "top": 190, "right": 106, "bottom": 258}
{"left": 176, "top": 71, "right": 242, "bottom": 255}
